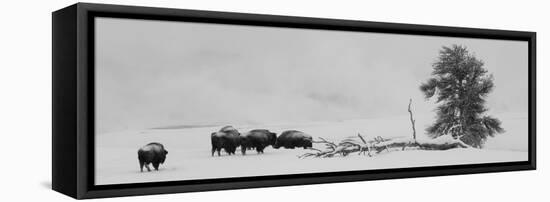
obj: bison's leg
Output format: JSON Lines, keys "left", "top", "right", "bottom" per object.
{"left": 211, "top": 147, "right": 216, "bottom": 156}
{"left": 241, "top": 147, "right": 247, "bottom": 155}
{"left": 153, "top": 162, "right": 160, "bottom": 171}
{"left": 139, "top": 161, "right": 145, "bottom": 172}
{"left": 216, "top": 148, "right": 221, "bottom": 156}
{"left": 144, "top": 163, "right": 151, "bottom": 172}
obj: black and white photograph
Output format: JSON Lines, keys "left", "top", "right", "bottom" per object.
{"left": 94, "top": 17, "right": 529, "bottom": 185}
{"left": 3, "top": 0, "right": 549, "bottom": 200}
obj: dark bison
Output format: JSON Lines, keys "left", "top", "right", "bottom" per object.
{"left": 138, "top": 142, "right": 168, "bottom": 172}
{"left": 211, "top": 126, "right": 241, "bottom": 156}
{"left": 240, "top": 129, "right": 277, "bottom": 155}
{"left": 273, "top": 130, "right": 312, "bottom": 149}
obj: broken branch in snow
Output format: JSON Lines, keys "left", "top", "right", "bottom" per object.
{"left": 299, "top": 133, "right": 372, "bottom": 158}
{"left": 300, "top": 135, "right": 471, "bottom": 158}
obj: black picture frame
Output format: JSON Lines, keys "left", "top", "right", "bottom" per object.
{"left": 52, "top": 3, "right": 536, "bottom": 199}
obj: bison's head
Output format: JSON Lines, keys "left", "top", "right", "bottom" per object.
{"left": 239, "top": 136, "right": 247, "bottom": 144}
{"left": 159, "top": 149, "right": 168, "bottom": 164}
{"left": 306, "top": 141, "right": 312, "bottom": 148}
{"left": 272, "top": 140, "right": 280, "bottom": 149}
{"left": 303, "top": 138, "right": 313, "bottom": 148}
{"left": 268, "top": 133, "right": 277, "bottom": 145}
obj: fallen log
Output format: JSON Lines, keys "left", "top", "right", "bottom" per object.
{"left": 299, "top": 135, "right": 471, "bottom": 158}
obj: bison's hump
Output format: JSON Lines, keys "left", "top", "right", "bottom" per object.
{"left": 283, "top": 130, "right": 301, "bottom": 133}
{"left": 140, "top": 143, "right": 166, "bottom": 152}
{"left": 145, "top": 142, "right": 165, "bottom": 148}
{"left": 219, "top": 125, "right": 237, "bottom": 132}
{"left": 211, "top": 132, "right": 225, "bottom": 137}
{"left": 281, "top": 130, "right": 306, "bottom": 136}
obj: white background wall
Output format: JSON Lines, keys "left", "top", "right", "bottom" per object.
{"left": 0, "top": 0, "right": 546, "bottom": 201}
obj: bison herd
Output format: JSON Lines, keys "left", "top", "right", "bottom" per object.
{"left": 138, "top": 126, "right": 313, "bottom": 172}
{"left": 211, "top": 126, "right": 312, "bottom": 156}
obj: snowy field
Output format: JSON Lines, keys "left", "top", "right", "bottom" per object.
{"left": 95, "top": 112, "right": 528, "bottom": 185}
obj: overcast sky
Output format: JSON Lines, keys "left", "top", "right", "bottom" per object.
{"left": 95, "top": 17, "right": 528, "bottom": 133}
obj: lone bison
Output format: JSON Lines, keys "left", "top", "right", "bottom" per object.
{"left": 211, "top": 126, "right": 241, "bottom": 156}
{"left": 273, "top": 130, "right": 312, "bottom": 149}
{"left": 240, "top": 129, "right": 277, "bottom": 155}
{"left": 138, "top": 142, "right": 168, "bottom": 172}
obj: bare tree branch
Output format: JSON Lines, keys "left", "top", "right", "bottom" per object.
{"left": 408, "top": 98, "right": 417, "bottom": 141}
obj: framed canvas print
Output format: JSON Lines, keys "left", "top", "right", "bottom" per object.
{"left": 52, "top": 3, "right": 536, "bottom": 199}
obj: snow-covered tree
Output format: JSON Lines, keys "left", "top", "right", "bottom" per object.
{"left": 420, "top": 45, "right": 504, "bottom": 148}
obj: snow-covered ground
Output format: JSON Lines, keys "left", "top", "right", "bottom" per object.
{"left": 95, "top": 112, "right": 528, "bottom": 185}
